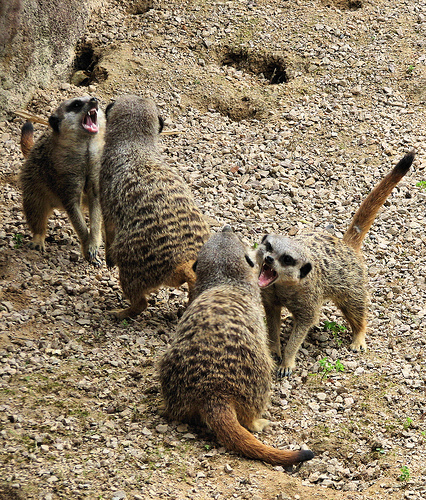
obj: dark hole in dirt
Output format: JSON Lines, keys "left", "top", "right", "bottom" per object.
{"left": 207, "top": 95, "right": 265, "bottom": 122}
{"left": 127, "top": 0, "right": 154, "bottom": 15}
{"left": 73, "top": 41, "right": 108, "bottom": 86}
{"left": 221, "top": 47, "right": 288, "bottom": 84}
{"left": 322, "top": 0, "right": 363, "bottom": 9}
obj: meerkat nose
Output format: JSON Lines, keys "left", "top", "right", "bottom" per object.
{"left": 265, "top": 255, "right": 274, "bottom": 265}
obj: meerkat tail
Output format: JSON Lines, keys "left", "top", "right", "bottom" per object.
{"left": 201, "top": 404, "right": 314, "bottom": 466}
{"left": 20, "top": 121, "right": 35, "bottom": 158}
{"left": 343, "top": 151, "right": 414, "bottom": 251}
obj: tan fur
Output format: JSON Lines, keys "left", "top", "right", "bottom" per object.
{"left": 159, "top": 226, "right": 314, "bottom": 466}
{"left": 19, "top": 96, "right": 105, "bottom": 264}
{"left": 99, "top": 95, "right": 210, "bottom": 319}
{"left": 256, "top": 152, "right": 414, "bottom": 378}
{"left": 20, "top": 122, "right": 34, "bottom": 159}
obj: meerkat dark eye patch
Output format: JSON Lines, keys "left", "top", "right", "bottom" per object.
{"left": 105, "top": 101, "right": 115, "bottom": 119}
{"left": 299, "top": 263, "right": 312, "bottom": 279}
{"left": 158, "top": 116, "right": 164, "bottom": 134}
{"left": 261, "top": 235, "right": 268, "bottom": 244}
{"left": 66, "top": 100, "right": 84, "bottom": 113}
{"left": 245, "top": 255, "right": 254, "bottom": 267}
{"left": 192, "top": 260, "right": 198, "bottom": 272}
{"left": 279, "top": 254, "right": 295, "bottom": 267}
{"left": 48, "top": 115, "right": 60, "bottom": 133}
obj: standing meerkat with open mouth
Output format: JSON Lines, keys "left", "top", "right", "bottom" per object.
{"left": 99, "top": 94, "right": 210, "bottom": 319}
{"left": 19, "top": 95, "right": 105, "bottom": 264}
{"left": 159, "top": 226, "right": 314, "bottom": 466}
{"left": 256, "top": 152, "right": 414, "bottom": 378}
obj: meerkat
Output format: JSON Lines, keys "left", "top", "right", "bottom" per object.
{"left": 256, "top": 152, "right": 415, "bottom": 378}
{"left": 159, "top": 225, "right": 314, "bottom": 466}
{"left": 99, "top": 94, "right": 210, "bottom": 320}
{"left": 19, "top": 95, "right": 105, "bottom": 265}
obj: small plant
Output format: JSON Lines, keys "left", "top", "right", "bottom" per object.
{"left": 253, "top": 242, "right": 259, "bottom": 249}
{"left": 416, "top": 180, "right": 426, "bottom": 190}
{"left": 403, "top": 417, "right": 413, "bottom": 430}
{"left": 334, "top": 359, "right": 345, "bottom": 372}
{"left": 323, "top": 320, "right": 347, "bottom": 345}
{"left": 319, "top": 357, "right": 345, "bottom": 379}
{"left": 13, "top": 233, "right": 24, "bottom": 248}
{"left": 398, "top": 465, "right": 410, "bottom": 482}
{"left": 407, "top": 64, "right": 415, "bottom": 74}
{"left": 374, "top": 446, "right": 386, "bottom": 455}
{"left": 121, "top": 319, "right": 129, "bottom": 327}
{"left": 204, "top": 444, "right": 211, "bottom": 451}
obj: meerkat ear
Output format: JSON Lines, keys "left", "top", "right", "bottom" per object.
{"left": 105, "top": 101, "right": 115, "bottom": 119}
{"left": 192, "top": 260, "right": 198, "bottom": 272}
{"left": 221, "top": 224, "right": 233, "bottom": 233}
{"left": 261, "top": 235, "right": 268, "bottom": 244}
{"left": 245, "top": 255, "right": 255, "bottom": 268}
{"left": 48, "top": 114, "right": 60, "bottom": 133}
{"left": 299, "top": 263, "right": 312, "bottom": 279}
{"left": 158, "top": 116, "right": 164, "bottom": 134}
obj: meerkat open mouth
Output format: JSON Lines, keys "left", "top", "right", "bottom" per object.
{"left": 82, "top": 108, "right": 99, "bottom": 133}
{"left": 258, "top": 263, "right": 277, "bottom": 288}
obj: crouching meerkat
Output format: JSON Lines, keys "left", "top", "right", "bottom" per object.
{"left": 99, "top": 95, "right": 210, "bottom": 320}
{"left": 256, "top": 152, "right": 414, "bottom": 378}
{"left": 159, "top": 225, "right": 314, "bottom": 466}
{"left": 19, "top": 96, "right": 105, "bottom": 264}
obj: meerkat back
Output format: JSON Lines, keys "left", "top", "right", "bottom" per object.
{"left": 159, "top": 226, "right": 314, "bottom": 466}
{"left": 99, "top": 95, "right": 210, "bottom": 319}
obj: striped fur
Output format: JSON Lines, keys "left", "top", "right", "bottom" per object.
{"left": 159, "top": 227, "right": 314, "bottom": 466}
{"left": 99, "top": 95, "right": 210, "bottom": 319}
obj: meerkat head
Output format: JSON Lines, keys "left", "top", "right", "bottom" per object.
{"left": 256, "top": 234, "right": 312, "bottom": 288}
{"left": 49, "top": 96, "right": 104, "bottom": 137}
{"left": 193, "top": 225, "right": 256, "bottom": 287}
{"left": 104, "top": 95, "right": 164, "bottom": 141}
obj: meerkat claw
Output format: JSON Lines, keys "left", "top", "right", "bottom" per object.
{"left": 277, "top": 366, "right": 292, "bottom": 380}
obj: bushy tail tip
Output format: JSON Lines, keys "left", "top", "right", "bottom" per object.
{"left": 20, "top": 121, "right": 34, "bottom": 158}
{"left": 203, "top": 404, "right": 315, "bottom": 467}
{"left": 393, "top": 151, "right": 415, "bottom": 176}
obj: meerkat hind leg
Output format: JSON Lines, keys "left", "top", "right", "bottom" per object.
{"left": 264, "top": 302, "right": 283, "bottom": 364}
{"left": 280, "top": 311, "right": 318, "bottom": 379}
{"left": 86, "top": 191, "right": 103, "bottom": 266}
{"left": 248, "top": 418, "right": 271, "bottom": 433}
{"left": 24, "top": 198, "right": 52, "bottom": 252}
{"left": 110, "top": 295, "right": 148, "bottom": 320}
{"left": 166, "top": 261, "right": 197, "bottom": 302}
{"left": 338, "top": 300, "right": 368, "bottom": 352}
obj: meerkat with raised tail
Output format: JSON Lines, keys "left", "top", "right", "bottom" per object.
{"left": 159, "top": 225, "right": 314, "bottom": 466}
{"left": 99, "top": 94, "right": 210, "bottom": 319}
{"left": 256, "top": 152, "right": 415, "bottom": 378}
{"left": 19, "top": 96, "right": 105, "bottom": 264}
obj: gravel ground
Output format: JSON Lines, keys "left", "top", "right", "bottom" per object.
{"left": 1, "top": 0, "right": 426, "bottom": 499}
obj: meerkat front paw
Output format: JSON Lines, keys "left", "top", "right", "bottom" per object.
{"left": 28, "top": 235, "right": 46, "bottom": 252}
{"left": 277, "top": 365, "right": 293, "bottom": 379}
{"left": 349, "top": 339, "right": 367, "bottom": 352}
{"left": 83, "top": 243, "right": 102, "bottom": 266}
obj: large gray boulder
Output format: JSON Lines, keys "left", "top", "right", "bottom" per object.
{"left": 0, "top": 0, "right": 104, "bottom": 119}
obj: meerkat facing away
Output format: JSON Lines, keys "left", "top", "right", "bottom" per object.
{"left": 256, "top": 152, "right": 414, "bottom": 378}
{"left": 159, "top": 226, "right": 314, "bottom": 466}
{"left": 19, "top": 96, "right": 105, "bottom": 264}
{"left": 99, "top": 95, "right": 210, "bottom": 320}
